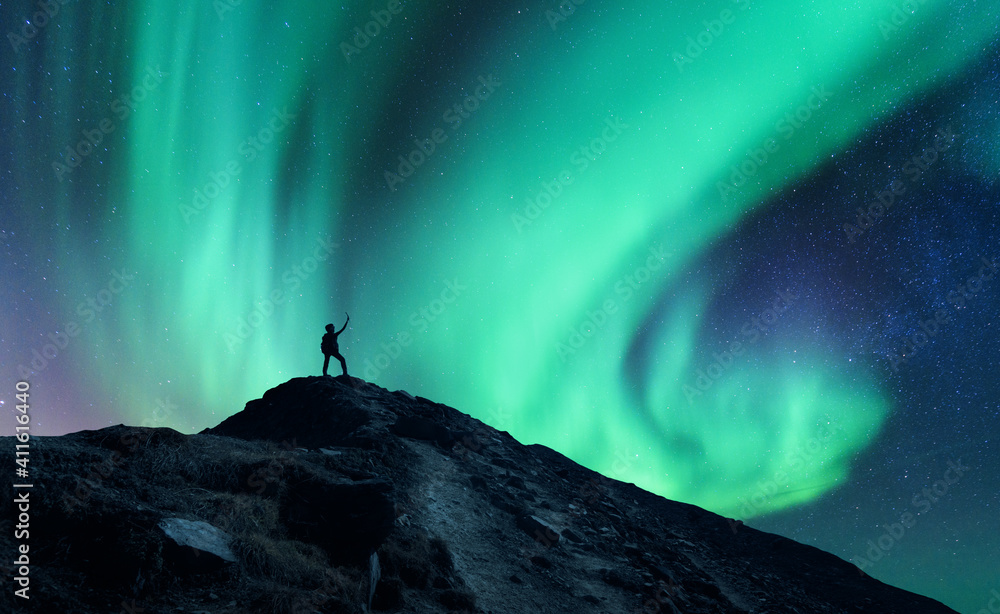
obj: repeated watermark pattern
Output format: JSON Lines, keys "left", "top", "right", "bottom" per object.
{"left": 878, "top": 0, "right": 930, "bottom": 40}
{"left": 886, "top": 256, "right": 996, "bottom": 372}
{"left": 59, "top": 429, "right": 154, "bottom": 516}
{"left": 512, "top": 116, "right": 628, "bottom": 232}
{"left": 556, "top": 245, "right": 668, "bottom": 362}
{"left": 851, "top": 459, "right": 970, "bottom": 573}
{"left": 224, "top": 236, "right": 339, "bottom": 352}
{"left": 726, "top": 417, "right": 844, "bottom": 532}
{"left": 673, "top": 0, "right": 750, "bottom": 72}
{"left": 976, "top": 588, "right": 1000, "bottom": 614}
{"left": 362, "top": 278, "right": 466, "bottom": 380}
{"left": 384, "top": 75, "right": 501, "bottom": 192}
{"left": 683, "top": 289, "right": 799, "bottom": 404}
{"left": 17, "top": 269, "right": 137, "bottom": 379}
{"left": 150, "top": 397, "right": 178, "bottom": 427}
{"left": 340, "top": 0, "right": 407, "bottom": 63}
{"left": 717, "top": 85, "right": 833, "bottom": 201}
{"left": 214, "top": 0, "right": 243, "bottom": 21}
{"left": 545, "top": 0, "right": 587, "bottom": 31}
{"left": 7, "top": 0, "right": 78, "bottom": 53}
{"left": 179, "top": 107, "right": 297, "bottom": 223}
{"left": 843, "top": 124, "right": 957, "bottom": 244}
{"left": 52, "top": 66, "right": 167, "bottom": 182}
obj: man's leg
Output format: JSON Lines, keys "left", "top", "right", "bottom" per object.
{"left": 336, "top": 352, "right": 348, "bottom": 377}
{"left": 323, "top": 354, "right": 330, "bottom": 376}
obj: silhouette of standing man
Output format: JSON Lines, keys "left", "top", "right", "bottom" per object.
{"left": 321, "top": 313, "right": 350, "bottom": 377}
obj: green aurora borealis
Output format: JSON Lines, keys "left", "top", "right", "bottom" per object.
{"left": 4, "top": 1, "right": 1000, "bottom": 611}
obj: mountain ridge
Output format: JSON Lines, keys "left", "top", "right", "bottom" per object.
{"left": 1, "top": 375, "right": 957, "bottom": 613}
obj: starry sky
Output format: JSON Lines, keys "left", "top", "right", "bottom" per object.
{"left": 1, "top": 1, "right": 998, "bottom": 611}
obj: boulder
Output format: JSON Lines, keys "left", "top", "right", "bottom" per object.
{"left": 158, "top": 518, "right": 236, "bottom": 574}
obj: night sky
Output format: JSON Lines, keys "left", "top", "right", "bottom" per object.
{"left": 2, "top": 1, "right": 998, "bottom": 611}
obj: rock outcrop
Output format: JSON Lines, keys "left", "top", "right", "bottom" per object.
{"left": 0, "top": 376, "right": 960, "bottom": 614}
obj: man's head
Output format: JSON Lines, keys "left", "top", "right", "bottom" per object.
{"left": 325, "top": 323, "right": 334, "bottom": 332}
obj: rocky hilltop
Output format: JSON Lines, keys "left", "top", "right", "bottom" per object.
{"left": 1, "top": 376, "right": 957, "bottom": 613}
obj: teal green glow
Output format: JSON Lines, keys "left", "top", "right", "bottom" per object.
{"left": 44, "top": 0, "right": 996, "bottom": 523}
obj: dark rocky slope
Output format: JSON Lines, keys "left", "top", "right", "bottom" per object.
{"left": 1, "top": 375, "right": 957, "bottom": 613}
